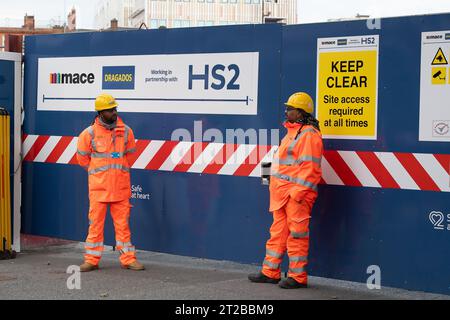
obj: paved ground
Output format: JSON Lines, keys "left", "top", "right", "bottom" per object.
{"left": 0, "top": 239, "right": 449, "bottom": 300}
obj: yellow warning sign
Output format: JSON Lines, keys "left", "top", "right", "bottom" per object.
{"left": 431, "top": 48, "right": 448, "bottom": 65}
{"left": 317, "top": 50, "right": 378, "bottom": 139}
{"left": 431, "top": 67, "right": 447, "bottom": 85}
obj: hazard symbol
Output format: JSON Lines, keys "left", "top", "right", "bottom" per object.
{"left": 431, "top": 48, "right": 448, "bottom": 65}
{"left": 431, "top": 67, "right": 447, "bottom": 85}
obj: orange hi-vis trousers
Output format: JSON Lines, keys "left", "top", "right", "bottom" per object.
{"left": 84, "top": 199, "right": 136, "bottom": 266}
{"left": 262, "top": 197, "right": 313, "bottom": 284}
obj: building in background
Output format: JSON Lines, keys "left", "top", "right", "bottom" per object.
{"left": 67, "top": 7, "right": 77, "bottom": 31}
{"left": 95, "top": 0, "right": 135, "bottom": 29}
{"left": 0, "top": 15, "right": 65, "bottom": 53}
{"left": 95, "top": 0, "right": 297, "bottom": 30}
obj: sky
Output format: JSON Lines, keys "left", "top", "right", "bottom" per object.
{"left": 0, "top": 0, "right": 450, "bottom": 29}
{"left": 298, "top": 0, "right": 450, "bottom": 23}
{"left": 0, "top": 0, "right": 95, "bottom": 29}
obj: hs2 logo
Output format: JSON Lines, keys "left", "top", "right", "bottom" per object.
{"left": 188, "top": 64, "right": 240, "bottom": 90}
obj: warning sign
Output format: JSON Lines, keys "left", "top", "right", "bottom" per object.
{"left": 431, "top": 48, "right": 448, "bottom": 65}
{"left": 316, "top": 35, "right": 379, "bottom": 140}
{"left": 419, "top": 30, "right": 450, "bottom": 142}
{"left": 431, "top": 67, "right": 447, "bottom": 85}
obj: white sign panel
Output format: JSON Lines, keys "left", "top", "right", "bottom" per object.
{"left": 419, "top": 31, "right": 450, "bottom": 142}
{"left": 37, "top": 52, "right": 259, "bottom": 115}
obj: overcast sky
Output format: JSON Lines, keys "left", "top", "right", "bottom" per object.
{"left": 299, "top": 0, "right": 450, "bottom": 23}
{"left": 0, "top": 0, "right": 449, "bottom": 29}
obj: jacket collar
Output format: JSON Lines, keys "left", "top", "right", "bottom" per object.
{"left": 283, "top": 121, "right": 302, "bottom": 130}
{"left": 95, "top": 116, "right": 124, "bottom": 131}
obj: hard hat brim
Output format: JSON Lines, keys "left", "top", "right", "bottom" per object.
{"left": 284, "top": 103, "right": 313, "bottom": 114}
{"left": 284, "top": 102, "right": 302, "bottom": 109}
{"left": 96, "top": 102, "right": 118, "bottom": 112}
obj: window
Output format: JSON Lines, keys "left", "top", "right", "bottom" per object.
{"left": 150, "top": 19, "right": 158, "bottom": 29}
{"left": 173, "top": 20, "right": 181, "bottom": 28}
{"left": 197, "top": 20, "right": 205, "bottom": 26}
{"left": 206, "top": 0, "right": 214, "bottom": 2}
{"left": 173, "top": 20, "right": 190, "bottom": 28}
{"left": 198, "top": 0, "right": 205, "bottom": 2}
{"left": 230, "top": 0, "right": 237, "bottom": 3}
{"left": 220, "top": 0, "right": 228, "bottom": 3}
{"left": 151, "top": 19, "right": 167, "bottom": 28}
{"left": 244, "top": 0, "right": 251, "bottom": 3}
{"left": 205, "top": 20, "right": 214, "bottom": 26}
{"left": 253, "top": 0, "right": 260, "bottom": 3}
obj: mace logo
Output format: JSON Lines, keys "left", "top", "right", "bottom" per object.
{"left": 102, "top": 66, "right": 135, "bottom": 90}
{"left": 49, "top": 72, "right": 95, "bottom": 84}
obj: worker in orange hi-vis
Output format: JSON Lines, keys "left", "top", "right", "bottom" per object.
{"left": 249, "top": 92, "right": 323, "bottom": 289}
{"left": 76, "top": 93, "right": 144, "bottom": 272}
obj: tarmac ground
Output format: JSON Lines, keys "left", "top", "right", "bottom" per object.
{"left": 0, "top": 235, "right": 449, "bottom": 300}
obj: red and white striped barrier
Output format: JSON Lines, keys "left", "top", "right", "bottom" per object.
{"left": 22, "top": 134, "right": 450, "bottom": 193}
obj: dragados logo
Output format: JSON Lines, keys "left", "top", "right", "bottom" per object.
{"left": 102, "top": 66, "right": 135, "bottom": 90}
{"left": 49, "top": 72, "right": 95, "bottom": 84}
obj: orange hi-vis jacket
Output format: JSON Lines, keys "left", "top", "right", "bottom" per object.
{"left": 269, "top": 121, "right": 323, "bottom": 212}
{"left": 77, "top": 116, "right": 136, "bottom": 202}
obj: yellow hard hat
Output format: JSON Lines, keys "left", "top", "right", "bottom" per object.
{"left": 95, "top": 93, "right": 118, "bottom": 111}
{"left": 284, "top": 92, "right": 314, "bottom": 114}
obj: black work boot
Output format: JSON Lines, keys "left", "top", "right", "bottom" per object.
{"left": 248, "top": 272, "right": 280, "bottom": 284}
{"left": 279, "top": 277, "right": 308, "bottom": 289}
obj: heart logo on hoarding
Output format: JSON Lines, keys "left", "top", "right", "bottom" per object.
{"left": 429, "top": 211, "right": 445, "bottom": 228}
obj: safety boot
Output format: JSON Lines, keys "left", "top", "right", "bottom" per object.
{"left": 278, "top": 277, "right": 308, "bottom": 289}
{"left": 121, "top": 260, "right": 145, "bottom": 271}
{"left": 79, "top": 262, "right": 99, "bottom": 272}
{"left": 248, "top": 272, "right": 280, "bottom": 284}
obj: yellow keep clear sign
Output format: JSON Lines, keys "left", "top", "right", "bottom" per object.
{"left": 316, "top": 35, "right": 379, "bottom": 140}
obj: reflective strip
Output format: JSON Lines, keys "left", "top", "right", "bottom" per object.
{"left": 87, "top": 126, "right": 94, "bottom": 138}
{"left": 88, "top": 165, "right": 110, "bottom": 175}
{"left": 82, "top": 165, "right": 89, "bottom": 170}
{"left": 289, "top": 256, "right": 308, "bottom": 263}
{"left": 88, "top": 219, "right": 93, "bottom": 225}
{"left": 77, "top": 149, "right": 91, "bottom": 156}
{"left": 85, "top": 249, "right": 102, "bottom": 256}
{"left": 289, "top": 267, "right": 306, "bottom": 274}
{"left": 91, "top": 153, "right": 109, "bottom": 158}
{"left": 266, "top": 249, "right": 283, "bottom": 259}
{"left": 124, "top": 125, "right": 130, "bottom": 148}
{"left": 120, "top": 246, "right": 135, "bottom": 253}
{"left": 85, "top": 241, "right": 104, "bottom": 248}
{"left": 88, "top": 164, "right": 130, "bottom": 175}
{"left": 116, "top": 241, "right": 132, "bottom": 247}
{"left": 271, "top": 172, "right": 318, "bottom": 191}
{"left": 286, "top": 128, "right": 317, "bottom": 163}
{"left": 278, "top": 155, "right": 322, "bottom": 166}
{"left": 291, "top": 231, "right": 310, "bottom": 238}
{"left": 88, "top": 126, "right": 97, "bottom": 152}
{"left": 263, "top": 259, "right": 280, "bottom": 269}
{"left": 91, "top": 152, "right": 124, "bottom": 158}
{"left": 112, "top": 129, "right": 116, "bottom": 149}
{"left": 124, "top": 148, "right": 136, "bottom": 154}
{"left": 110, "top": 163, "right": 130, "bottom": 171}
